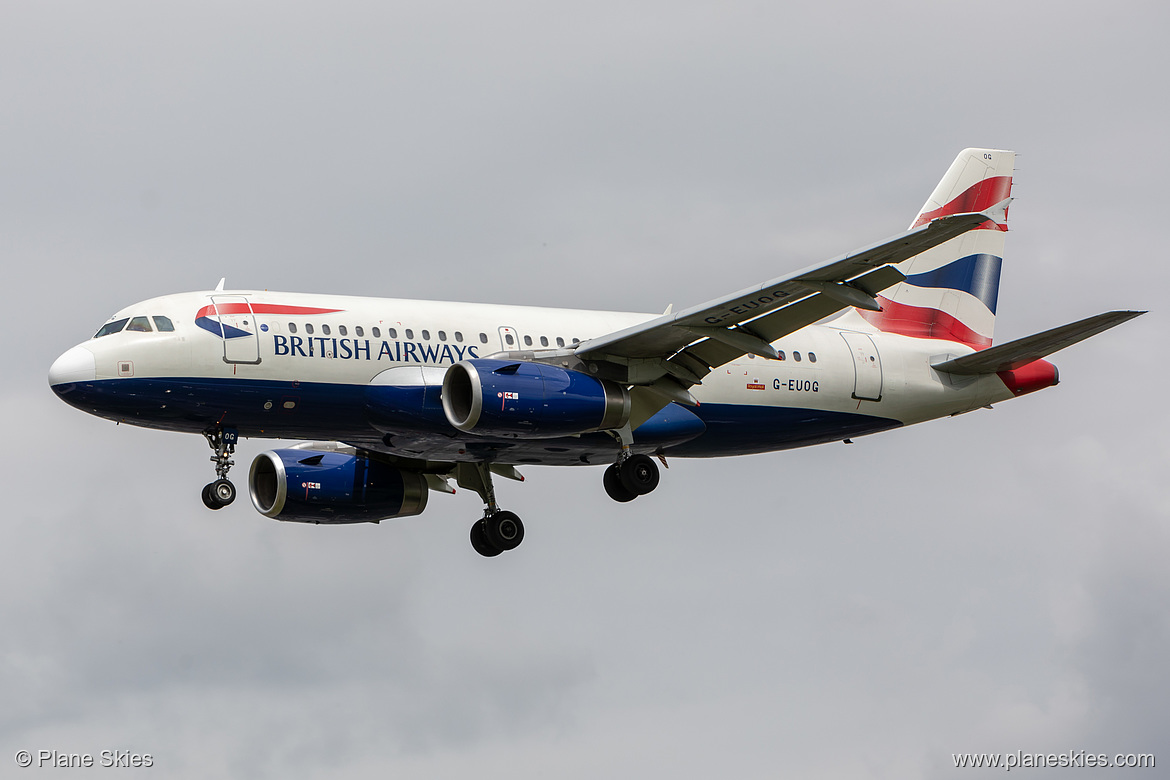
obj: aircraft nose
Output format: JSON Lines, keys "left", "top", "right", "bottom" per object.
{"left": 49, "top": 345, "right": 97, "bottom": 387}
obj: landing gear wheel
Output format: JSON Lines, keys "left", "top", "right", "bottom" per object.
{"left": 460, "top": 462, "right": 523, "bottom": 556}
{"left": 485, "top": 510, "right": 525, "bottom": 551}
{"left": 619, "top": 454, "right": 660, "bottom": 496}
{"left": 202, "top": 427, "right": 239, "bottom": 510}
{"left": 202, "top": 479, "right": 236, "bottom": 509}
{"left": 603, "top": 464, "right": 637, "bottom": 502}
{"left": 471, "top": 520, "right": 503, "bottom": 557}
{"left": 211, "top": 479, "right": 236, "bottom": 506}
{"left": 201, "top": 483, "right": 222, "bottom": 510}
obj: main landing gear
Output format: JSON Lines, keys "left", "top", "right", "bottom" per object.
{"left": 458, "top": 462, "right": 525, "bottom": 558}
{"left": 201, "top": 427, "right": 238, "bottom": 510}
{"left": 603, "top": 453, "right": 661, "bottom": 503}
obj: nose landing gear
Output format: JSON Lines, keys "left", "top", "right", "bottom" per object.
{"left": 201, "top": 427, "right": 238, "bottom": 510}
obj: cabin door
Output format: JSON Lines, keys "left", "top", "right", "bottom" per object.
{"left": 840, "top": 331, "right": 882, "bottom": 401}
{"left": 211, "top": 295, "right": 261, "bottom": 364}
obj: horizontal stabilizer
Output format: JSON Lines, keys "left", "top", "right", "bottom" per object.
{"left": 932, "top": 311, "right": 1146, "bottom": 375}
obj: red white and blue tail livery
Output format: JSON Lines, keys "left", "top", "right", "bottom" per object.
{"left": 48, "top": 149, "right": 1144, "bottom": 557}
{"left": 859, "top": 148, "right": 1012, "bottom": 347}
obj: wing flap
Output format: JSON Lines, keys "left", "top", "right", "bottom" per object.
{"left": 932, "top": 311, "right": 1146, "bottom": 375}
{"left": 577, "top": 210, "right": 987, "bottom": 362}
{"left": 667, "top": 265, "right": 906, "bottom": 377}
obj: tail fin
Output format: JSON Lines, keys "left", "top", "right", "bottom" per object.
{"left": 857, "top": 148, "right": 1015, "bottom": 347}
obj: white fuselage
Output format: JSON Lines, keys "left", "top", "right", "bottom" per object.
{"left": 50, "top": 289, "right": 1017, "bottom": 465}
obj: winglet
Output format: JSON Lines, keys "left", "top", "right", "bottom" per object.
{"left": 215, "top": 277, "right": 226, "bottom": 292}
{"left": 981, "top": 197, "right": 1012, "bottom": 229}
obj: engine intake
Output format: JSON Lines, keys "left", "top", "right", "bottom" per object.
{"left": 248, "top": 449, "right": 428, "bottom": 524}
{"left": 442, "top": 359, "right": 630, "bottom": 438}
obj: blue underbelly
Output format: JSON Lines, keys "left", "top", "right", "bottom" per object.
{"left": 669, "top": 403, "right": 901, "bottom": 457}
{"left": 50, "top": 377, "right": 900, "bottom": 462}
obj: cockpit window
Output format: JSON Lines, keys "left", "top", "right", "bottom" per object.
{"left": 153, "top": 316, "right": 175, "bottom": 332}
{"left": 126, "top": 316, "right": 153, "bottom": 332}
{"left": 94, "top": 318, "right": 129, "bottom": 338}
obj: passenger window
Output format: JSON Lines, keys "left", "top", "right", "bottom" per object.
{"left": 405, "top": 329, "right": 413, "bottom": 339}
{"left": 505, "top": 334, "right": 515, "bottom": 346}
{"left": 306, "top": 323, "right": 315, "bottom": 335}
{"left": 479, "top": 333, "right": 488, "bottom": 344}
{"left": 777, "top": 350, "right": 786, "bottom": 360}
{"left": 355, "top": 326, "right": 364, "bottom": 337}
{"left": 454, "top": 331, "right": 463, "bottom": 343}
{"left": 339, "top": 325, "right": 347, "bottom": 336}
{"left": 421, "top": 330, "right": 430, "bottom": 340}
{"left": 556, "top": 337, "right": 565, "bottom": 348}
{"left": 94, "top": 318, "right": 129, "bottom": 338}
{"left": 388, "top": 328, "right": 397, "bottom": 338}
{"left": 747, "top": 353, "right": 755, "bottom": 359}
{"left": 523, "top": 335, "right": 532, "bottom": 347}
{"left": 572, "top": 337, "right": 580, "bottom": 345}
{"left": 289, "top": 322, "right": 298, "bottom": 334}
{"left": 793, "top": 351, "right": 802, "bottom": 362}
{"left": 322, "top": 324, "right": 331, "bottom": 336}
{"left": 540, "top": 336, "right": 549, "bottom": 347}
{"left": 809, "top": 352, "right": 817, "bottom": 363}
{"left": 153, "top": 316, "right": 175, "bottom": 332}
{"left": 126, "top": 316, "right": 153, "bottom": 332}
{"left": 372, "top": 327, "right": 381, "bottom": 338}
{"left": 438, "top": 331, "right": 447, "bottom": 341}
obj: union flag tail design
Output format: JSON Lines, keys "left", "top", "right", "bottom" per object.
{"left": 858, "top": 148, "right": 1014, "bottom": 348}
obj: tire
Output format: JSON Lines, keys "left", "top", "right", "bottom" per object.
{"left": 603, "top": 464, "right": 637, "bottom": 502}
{"left": 486, "top": 510, "right": 525, "bottom": 551}
{"left": 471, "top": 520, "right": 503, "bottom": 557}
{"left": 619, "top": 454, "right": 660, "bottom": 496}
{"left": 211, "top": 479, "right": 236, "bottom": 506}
{"left": 201, "top": 483, "right": 222, "bottom": 510}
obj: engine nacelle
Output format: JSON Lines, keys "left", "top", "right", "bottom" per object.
{"left": 248, "top": 449, "right": 429, "bottom": 524}
{"left": 442, "top": 359, "right": 630, "bottom": 438}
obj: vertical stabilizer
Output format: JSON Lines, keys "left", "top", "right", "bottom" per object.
{"left": 857, "top": 148, "right": 1014, "bottom": 347}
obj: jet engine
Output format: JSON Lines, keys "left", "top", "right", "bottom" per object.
{"left": 442, "top": 359, "right": 630, "bottom": 438}
{"left": 248, "top": 449, "right": 429, "bottom": 524}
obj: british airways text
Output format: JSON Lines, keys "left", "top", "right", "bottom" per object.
{"left": 272, "top": 336, "right": 480, "bottom": 363}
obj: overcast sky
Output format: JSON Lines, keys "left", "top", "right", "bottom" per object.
{"left": 3, "top": 1, "right": 1167, "bottom": 777}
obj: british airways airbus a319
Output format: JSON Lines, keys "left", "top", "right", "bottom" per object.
{"left": 48, "top": 149, "right": 1143, "bottom": 556}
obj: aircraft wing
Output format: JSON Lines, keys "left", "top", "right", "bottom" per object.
{"left": 573, "top": 209, "right": 994, "bottom": 405}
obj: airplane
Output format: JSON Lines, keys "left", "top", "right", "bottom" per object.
{"left": 48, "top": 148, "right": 1143, "bottom": 557}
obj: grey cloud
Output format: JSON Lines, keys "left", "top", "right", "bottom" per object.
{"left": 4, "top": 1, "right": 1167, "bottom": 777}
